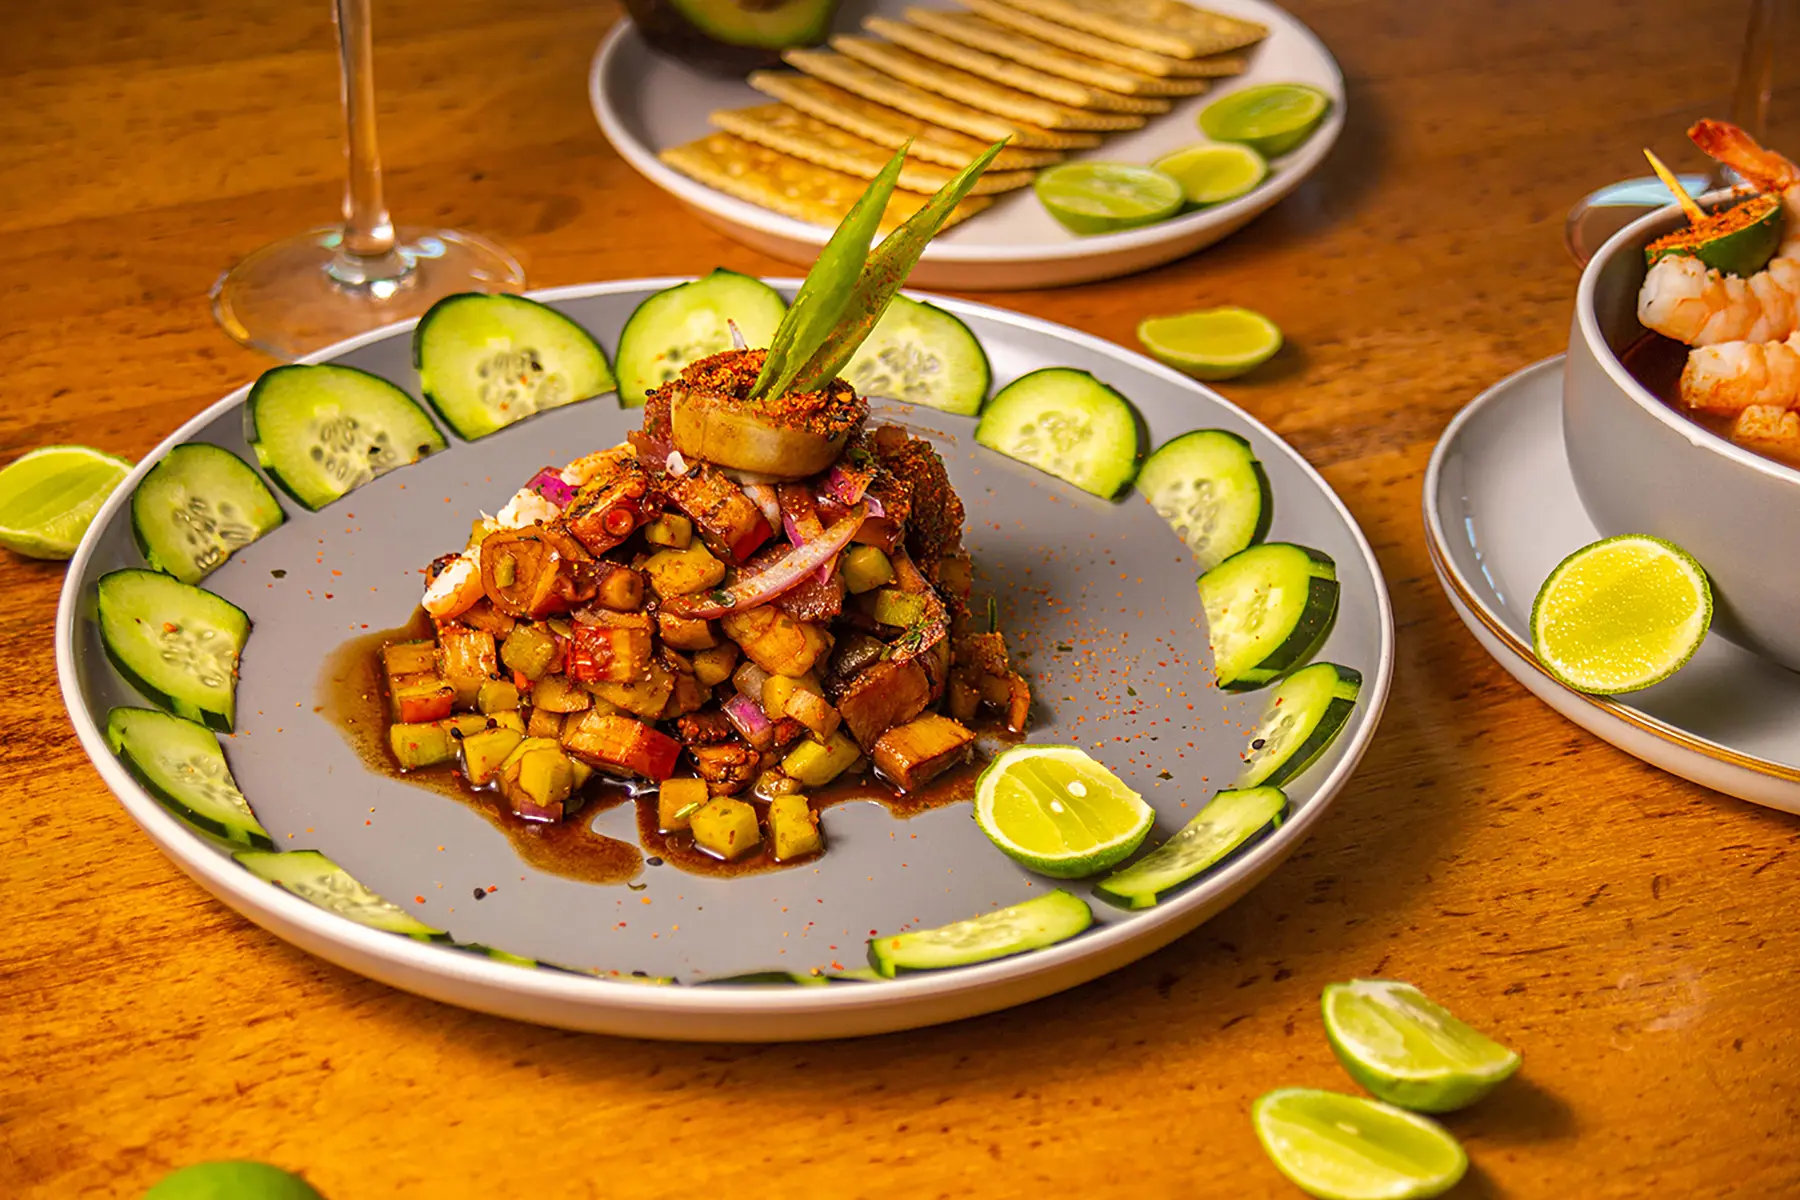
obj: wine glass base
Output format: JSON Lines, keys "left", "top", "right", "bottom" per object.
{"left": 212, "top": 226, "right": 526, "bottom": 360}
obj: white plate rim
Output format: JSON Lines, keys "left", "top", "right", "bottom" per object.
{"left": 587, "top": 1, "right": 1346, "bottom": 267}
{"left": 58, "top": 278, "right": 1393, "bottom": 1024}
{"left": 1422, "top": 353, "right": 1800, "bottom": 787}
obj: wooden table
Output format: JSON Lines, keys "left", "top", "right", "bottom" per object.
{"left": 7, "top": 1, "right": 1799, "bottom": 1195}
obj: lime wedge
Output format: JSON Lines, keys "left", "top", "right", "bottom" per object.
{"left": 1323, "top": 979, "right": 1522, "bottom": 1113}
{"left": 144, "top": 1159, "right": 326, "bottom": 1199}
{"left": 0, "top": 444, "right": 132, "bottom": 560}
{"left": 1252, "top": 1089, "right": 1468, "bottom": 1200}
{"left": 1035, "top": 162, "right": 1185, "bottom": 235}
{"left": 1529, "top": 533, "right": 1710, "bottom": 694}
{"left": 1200, "top": 84, "right": 1331, "bottom": 158}
{"left": 974, "top": 745, "right": 1154, "bottom": 878}
{"left": 1152, "top": 143, "right": 1268, "bottom": 207}
{"left": 1137, "top": 307, "right": 1283, "bottom": 381}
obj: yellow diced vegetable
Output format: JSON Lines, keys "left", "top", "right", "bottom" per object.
{"left": 691, "top": 797, "right": 762, "bottom": 860}
{"left": 767, "top": 794, "right": 823, "bottom": 861}
{"left": 642, "top": 543, "right": 726, "bottom": 598}
{"left": 657, "top": 777, "right": 711, "bottom": 832}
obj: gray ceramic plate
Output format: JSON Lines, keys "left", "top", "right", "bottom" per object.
{"left": 1425, "top": 355, "right": 1800, "bottom": 814}
{"left": 590, "top": 0, "right": 1344, "bottom": 290}
{"left": 58, "top": 280, "right": 1392, "bottom": 1040}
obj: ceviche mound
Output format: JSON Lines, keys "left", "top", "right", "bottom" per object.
{"left": 390, "top": 348, "right": 1027, "bottom": 866}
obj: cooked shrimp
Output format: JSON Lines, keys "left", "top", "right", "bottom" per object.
{"left": 1729, "top": 404, "right": 1800, "bottom": 466}
{"left": 422, "top": 553, "right": 484, "bottom": 619}
{"left": 1639, "top": 121, "right": 1800, "bottom": 346}
{"left": 1680, "top": 332, "right": 1800, "bottom": 412}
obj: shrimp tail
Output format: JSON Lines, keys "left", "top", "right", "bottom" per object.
{"left": 1689, "top": 119, "right": 1800, "bottom": 193}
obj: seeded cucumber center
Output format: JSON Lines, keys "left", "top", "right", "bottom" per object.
{"left": 1242, "top": 709, "right": 1298, "bottom": 776}
{"left": 849, "top": 342, "right": 946, "bottom": 404}
{"left": 280, "top": 870, "right": 409, "bottom": 923}
{"left": 161, "top": 623, "right": 237, "bottom": 690}
{"left": 1011, "top": 409, "right": 1091, "bottom": 472}
{"left": 310, "top": 407, "right": 402, "bottom": 490}
{"left": 160, "top": 750, "right": 256, "bottom": 818}
{"left": 171, "top": 493, "right": 258, "bottom": 575}
{"left": 476, "top": 346, "right": 569, "bottom": 417}
{"left": 1154, "top": 478, "right": 1223, "bottom": 550}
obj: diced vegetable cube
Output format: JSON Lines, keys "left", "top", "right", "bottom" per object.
{"left": 561, "top": 711, "right": 681, "bottom": 780}
{"left": 722, "top": 606, "right": 832, "bottom": 678}
{"left": 489, "top": 710, "right": 527, "bottom": 734}
{"left": 762, "top": 673, "right": 802, "bottom": 721}
{"left": 526, "top": 705, "right": 565, "bottom": 739}
{"left": 476, "top": 678, "right": 522, "bottom": 714}
{"left": 642, "top": 543, "right": 726, "bottom": 598}
{"left": 644, "top": 514, "right": 694, "bottom": 549}
{"left": 692, "top": 642, "right": 740, "bottom": 687}
{"left": 565, "top": 616, "right": 654, "bottom": 684}
{"left": 389, "top": 721, "right": 455, "bottom": 770}
{"left": 664, "top": 671, "right": 711, "bottom": 719}
{"left": 391, "top": 672, "right": 455, "bottom": 724}
{"left": 500, "top": 623, "right": 559, "bottom": 681}
{"left": 767, "top": 794, "right": 823, "bottom": 861}
{"left": 691, "top": 797, "right": 761, "bottom": 860}
{"left": 500, "top": 743, "right": 576, "bottom": 820}
{"left": 595, "top": 563, "right": 646, "bottom": 612}
{"left": 841, "top": 545, "right": 895, "bottom": 594}
{"left": 587, "top": 660, "right": 676, "bottom": 719}
{"left": 871, "top": 714, "right": 974, "bottom": 791}
{"left": 531, "top": 673, "right": 592, "bottom": 714}
{"left": 782, "top": 729, "right": 862, "bottom": 787}
{"left": 657, "top": 777, "right": 710, "bottom": 832}
{"left": 658, "top": 611, "right": 718, "bottom": 650}
{"left": 461, "top": 726, "right": 524, "bottom": 786}
{"left": 869, "top": 588, "right": 927, "bottom": 629}
{"left": 443, "top": 713, "right": 491, "bottom": 738}
{"left": 382, "top": 640, "right": 438, "bottom": 679}
{"left": 437, "top": 625, "right": 498, "bottom": 708}
{"left": 786, "top": 688, "right": 840, "bottom": 740}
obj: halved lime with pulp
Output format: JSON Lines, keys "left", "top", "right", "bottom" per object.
{"left": 1152, "top": 143, "right": 1268, "bottom": 207}
{"left": 1035, "top": 162, "right": 1185, "bottom": 235}
{"left": 1200, "top": 84, "right": 1331, "bottom": 158}
{"left": 1137, "top": 307, "right": 1283, "bottom": 381}
{"left": 1323, "top": 979, "right": 1522, "bottom": 1113}
{"left": 1529, "top": 533, "right": 1710, "bottom": 694}
{"left": 144, "top": 1160, "right": 326, "bottom": 1200}
{"left": 0, "top": 444, "right": 132, "bottom": 559}
{"left": 1252, "top": 1089, "right": 1468, "bottom": 1200}
{"left": 974, "top": 745, "right": 1154, "bottom": 878}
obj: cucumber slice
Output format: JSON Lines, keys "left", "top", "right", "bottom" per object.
{"left": 614, "top": 270, "right": 788, "bottom": 406}
{"left": 413, "top": 293, "right": 615, "bottom": 440}
{"left": 234, "top": 849, "right": 443, "bottom": 938}
{"left": 696, "top": 971, "right": 831, "bottom": 986}
{"left": 1198, "top": 542, "right": 1338, "bottom": 691}
{"left": 1238, "top": 663, "right": 1362, "bottom": 788}
{"left": 96, "top": 569, "right": 248, "bottom": 731}
{"left": 1137, "top": 429, "right": 1271, "bottom": 572}
{"left": 867, "top": 889, "right": 1092, "bottom": 977}
{"left": 246, "top": 364, "right": 446, "bottom": 511}
{"left": 1095, "top": 786, "right": 1287, "bottom": 910}
{"left": 106, "top": 707, "right": 272, "bottom": 847}
{"left": 131, "top": 443, "right": 285, "bottom": 583}
{"left": 974, "top": 367, "right": 1142, "bottom": 498}
{"left": 842, "top": 295, "right": 991, "bottom": 415}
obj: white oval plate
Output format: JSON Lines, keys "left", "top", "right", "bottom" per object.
{"left": 589, "top": 0, "right": 1344, "bottom": 290}
{"left": 1424, "top": 355, "right": 1800, "bottom": 813}
{"left": 59, "top": 280, "right": 1391, "bottom": 1040}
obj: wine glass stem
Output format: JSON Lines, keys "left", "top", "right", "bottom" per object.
{"left": 331, "top": 0, "right": 403, "bottom": 284}
{"left": 1731, "top": 0, "right": 1778, "bottom": 140}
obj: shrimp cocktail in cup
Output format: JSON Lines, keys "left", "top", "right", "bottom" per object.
{"left": 1564, "top": 120, "right": 1800, "bottom": 672}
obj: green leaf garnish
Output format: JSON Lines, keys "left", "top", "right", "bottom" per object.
{"left": 789, "top": 139, "right": 1008, "bottom": 393}
{"left": 750, "top": 146, "right": 909, "bottom": 401}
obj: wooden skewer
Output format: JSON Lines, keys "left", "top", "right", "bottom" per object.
{"left": 1644, "top": 148, "right": 1708, "bottom": 225}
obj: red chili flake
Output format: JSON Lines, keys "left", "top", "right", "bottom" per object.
{"left": 414, "top": 895, "right": 425, "bottom": 904}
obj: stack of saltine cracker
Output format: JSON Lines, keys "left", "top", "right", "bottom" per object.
{"left": 657, "top": 0, "right": 1268, "bottom": 233}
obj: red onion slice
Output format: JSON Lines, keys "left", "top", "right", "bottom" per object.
{"left": 526, "top": 467, "right": 577, "bottom": 509}
{"left": 664, "top": 503, "right": 866, "bottom": 619}
{"left": 743, "top": 482, "right": 782, "bottom": 529}
{"left": 822, "top": 462, "right": 874, "bottom": 506}
{"left": 722, "top": 691, "right": 775, "bottom": 750}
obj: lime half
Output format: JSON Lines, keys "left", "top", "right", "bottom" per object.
{"left": 0, "top": 444, "right": 132, "bottom": 559}
{"left": 1529, "top": 534, "right": 1710, "bottom": 694}
{"left": 1252, "top": 1089, "right": 1468, "bottom": 1200}
{"left": 1137, "top": 307, "right": 1283, "bottom": 381}
{"left": 1200, "top": 84, "right": 1331, "bottom": 158}
{"left": 144, "top": 1160, "right": 326, "bottom": 1200}
{"left": 1152, "top": 143, "right": 1268, "bottom": 207}
{"left": 1035, "top": 162, "right": 1185, "bottom": 235}
{"left": 1323, "top": 979, "right": 1522, "bottom": 1113}
{"left": 974, "top": 745, "right": 1154, "bottom": 878}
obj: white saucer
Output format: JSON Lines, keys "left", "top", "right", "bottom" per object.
{"left": 1423, "top": 356, "right": 1800, "bottom": 813}
{"left": 588, "top": 0, "right": 1344, "bottom": 291}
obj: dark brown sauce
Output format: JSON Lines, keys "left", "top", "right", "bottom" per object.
{"left": 1619, "top": 330, "right": 1737, "bottom": 442}
{"left": 317, "top": 618, "right": 643, "bottom": 885}
{"left": 318, "top": 614, "right": 995, "bottom": 884}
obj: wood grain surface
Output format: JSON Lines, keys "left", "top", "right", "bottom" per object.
{"left": 6, "top": 0, "right": 1800, "bottom": 1195}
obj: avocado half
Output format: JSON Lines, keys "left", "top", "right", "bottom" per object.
{"left": 627, "top": 0, "right": 837, "bottom": 71}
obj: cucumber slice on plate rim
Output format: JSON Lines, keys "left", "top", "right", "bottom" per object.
{"left": 246, "top": 363, "right": 445, "bottom": 511}
{"left": 1137, "top": 428, "right": 1271, "bottom": 572}
{"left": 1238, "top": 662, "right": 1362, "bottom": 788}
{"left": 96, "top": 568, "right": 248, "bottom": 731}
{"left": 614, "top": 270, "right": 789, "bottom": 407}
{"left": 842, "top": 294, "right": 991, "bottom": 415}
{"left": 131, "top": 443, "right": 285, "bottom": 583}
{"left": 868, "top": 889, "right": 1093, "bottom": 977}
{"left": 1199, "top": 541, "right": 1339, "bottom": 690}
{"left": 413, "top": 292, "right": 616, "bottom": 440}
{"left": 236, "top": 849, "right": 444, "bottom": 939}
{"left": 1095, "top": 786, "right": 1286, "bottom": 910}
{"left": 106, "top": 706, "right": 272, "bottom": 848}
{"left": 975, "top": 366, "right": 1142, "bottom": 498}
